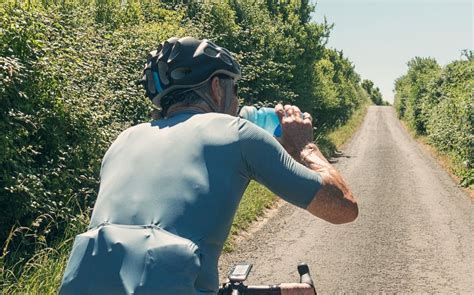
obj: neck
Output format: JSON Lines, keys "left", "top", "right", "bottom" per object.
{"left": 166, "top": 103, "right": 213, "bottom": 117}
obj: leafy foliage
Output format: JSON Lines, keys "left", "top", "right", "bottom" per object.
{"left": 1, "top": 0, "right": 185, "bottom": 259}
{"left": 361, "top": 79, "right": 387, "bottom": 105}
{"left": 394, "top": 54, "right": 473, "bottom": 187}
{"left": 311, "top": 48, "right": 365, "bottom": 129}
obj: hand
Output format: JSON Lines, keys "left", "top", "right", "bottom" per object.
{"left": 275, "top": 104, "right": 314, "bottom": 159}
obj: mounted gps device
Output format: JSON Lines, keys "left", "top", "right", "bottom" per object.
{"left": 228, "top": 263, "right": 253, "bottom": 282}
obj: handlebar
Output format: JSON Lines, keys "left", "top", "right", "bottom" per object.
{"left": 218, "top": 263, "right": 317, "bottom": 295}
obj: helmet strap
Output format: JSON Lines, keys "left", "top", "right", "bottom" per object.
{"left": 192, "top": 88, "right": 219, "bottom": 113}
{"left": 222, "top": 86, "right": 235, "bottom": 114}
{"left": 191, "top": 76, "right": 235, "bottom": 114}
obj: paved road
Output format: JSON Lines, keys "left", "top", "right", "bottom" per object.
{"left": 218, "top": 106, "right": 473, "bottom": 293}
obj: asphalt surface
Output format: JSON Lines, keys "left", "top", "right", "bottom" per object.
{"left": 218, "top": 106, "right": 473, "bottom": 293}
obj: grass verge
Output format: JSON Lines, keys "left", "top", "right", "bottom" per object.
{"left": 328, "top": 99, "right": 371, "bottom": 151}
{"left": 2, "top": 214, "right": 89, "bottom": 294}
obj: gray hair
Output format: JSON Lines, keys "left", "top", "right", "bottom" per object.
{"left": 160, "top": 76, "right": 234, "bottom": 117}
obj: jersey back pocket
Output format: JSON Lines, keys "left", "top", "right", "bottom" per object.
{"left": 59, "top": 224, "right": 201, "bottom": 295}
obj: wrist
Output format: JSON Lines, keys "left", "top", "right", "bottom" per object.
{"left": 299, "top": 143, "right": 331, "bottom": 170}
{"left": 300, "top": 143, "right": 318, "bottom": 165}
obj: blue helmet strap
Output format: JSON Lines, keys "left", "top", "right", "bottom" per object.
{"left": 153, "top": 72, "right": 163, "bottom": 94}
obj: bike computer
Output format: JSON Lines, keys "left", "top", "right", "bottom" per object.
{"left": 228, "top": 263, "right": 253, "bottom": 282}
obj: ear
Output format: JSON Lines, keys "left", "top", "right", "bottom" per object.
{"left": 210, "top": 76, "right": 223, "bottom": 106}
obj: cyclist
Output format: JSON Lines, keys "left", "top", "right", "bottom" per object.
{"left": 59, "top": 36, "right": 358, "bottom": 294}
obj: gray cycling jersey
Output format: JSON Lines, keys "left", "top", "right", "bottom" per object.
{"left": 59, "top": 111, "right": 322, "bottom": 294}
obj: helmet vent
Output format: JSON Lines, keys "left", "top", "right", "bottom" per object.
{"left": 156, "top": 44, "right": 163, "bottom": 53}
{"left": 158, "top": 61, "right": 170, "bottom": 85}
{"left": 204, "top": 46, "right": 219, "bottom": 58}
{"left": 170, "top": 67, "right": 192, "bottom": 80}
{"left": 145, "top": 70, "right": 156, "bottom": 95}
{"left": 220, "top": 53, "right": 233, "bottom": 65}
{"left": 168, "top": 42, "right": 182, "bottom": 63}
{"left": 161, "top": 41, "right": 172, "bottom": 58}
{"left": 148, "top": 50, "right": 158, "bottom": 60}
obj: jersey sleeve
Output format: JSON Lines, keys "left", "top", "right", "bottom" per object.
{"left": 238, "top": 118, "right": 322, "bottom": 209}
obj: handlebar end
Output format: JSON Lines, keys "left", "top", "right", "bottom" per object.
{"left": 297, "top": 263, "right": 315, "bottom": 288}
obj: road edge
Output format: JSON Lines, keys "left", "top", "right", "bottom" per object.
{"left": 398, "top": 118, "right": 473, "bottom": 200}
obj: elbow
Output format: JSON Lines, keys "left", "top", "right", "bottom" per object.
{"left": 329, "top": 199, "right": 358, "bottom": 224}
{"left": 306, "top": 186, "right": 359, "bottom": 224}
{"left": 347, "top": 200, "right": 359, "bottom": 223}
{"left": 310, "top": 171, "right": 359, "bottom": 224}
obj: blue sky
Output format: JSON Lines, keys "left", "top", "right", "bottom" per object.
{"left": 311, "top": 0, "right": 473, "bottom": 103}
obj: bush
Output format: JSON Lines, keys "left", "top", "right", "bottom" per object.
{"left": 0, "top": 0, "right": 184, "bottom": 251}
{"left": 394, "top": 54, "right": 473, "bottom": 187}
{"left": 425, "top": 59, "right": 474, "bottom": 186}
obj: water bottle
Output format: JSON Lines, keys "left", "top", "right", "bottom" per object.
{"left": 239, "top": 106, "right": 282, "bottom": 137}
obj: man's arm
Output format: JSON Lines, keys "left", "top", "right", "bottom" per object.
{"left": 300, "top": 143, "right": 358, "bottom": 224}
{"left": 275, "top": 104, "right": 358, "bottom": 224}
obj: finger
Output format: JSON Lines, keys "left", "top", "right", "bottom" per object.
{"left": 293, "top": 106, "right": 302, "bottom": 116}
{"left": 293, "top": 106, "right": 303, "bottom": 121}
{"left": 285, "top": 105, "right": 294, "bottom": 117}
{"left": 303, "top": 112, "right": 312, "bottom": 122}
{"left": 275, "top": 104, "right": 285, "bottom": 121}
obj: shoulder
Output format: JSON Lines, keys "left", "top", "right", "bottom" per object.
{"left": 186, "top": 113, "right": 243, "bottom": 134}
{"left": 111, "top": 123, "right": 150, "bottom": 142}
{"left": 195, "top": 112, "right": 240, "bottom": 124}
{"left": 199, "top": 114, "right": 273, "bottom": 142}
{"left": 236, "top": 117, "right": 275, "bottom": 143}
{"left": 101, "top": 123, "right": 151, "bottom": 160}
{"left": 118, "top": 122, "right": 150, "bottom": 135}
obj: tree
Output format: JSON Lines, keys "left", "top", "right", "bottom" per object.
{"left": 361, "top": 79, "right": 384, "bottom": 105}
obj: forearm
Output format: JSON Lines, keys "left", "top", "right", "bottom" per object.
{"left": 298, "top": 143, "right": 358, "bottom": 224}
{"left": 274, "top": 103, "right": 357, "bottom": 223}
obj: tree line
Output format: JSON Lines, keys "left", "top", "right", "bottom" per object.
{"left": 0, "top": 0, "right": 375, "bottom": 273}
{"left": 361, "top": 79, "right": 388, "bottom": 106}
{"left": 394, "top": 53, "right": 473, "bottom": 187}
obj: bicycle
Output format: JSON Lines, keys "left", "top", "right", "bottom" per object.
{"left": 218, "top": 263, "right": 317, "bottom": 295}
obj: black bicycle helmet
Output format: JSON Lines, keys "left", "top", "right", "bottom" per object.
{"left": 139, "top": 36, "right": 241, "bottom": 107}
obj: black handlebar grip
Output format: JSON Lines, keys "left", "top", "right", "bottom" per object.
{"left": 297, "top": 263, "right": 314, "bottom": 287}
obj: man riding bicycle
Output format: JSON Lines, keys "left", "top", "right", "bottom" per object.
{"left": 59, "top": 36, "right": 358, "bottom": 294}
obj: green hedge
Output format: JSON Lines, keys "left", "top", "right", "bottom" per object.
{"left": 0, "top": 0, "right": 185, "bottom": 252}
{"left": 1, "top": 0, "right": 369, "bottom": 275}
{"left": 394, "top": 55, "right": 473, "bottom": 187}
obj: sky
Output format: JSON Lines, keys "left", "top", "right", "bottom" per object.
{"left": 311, "top": 0, "right": 473, "bottom": 103}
